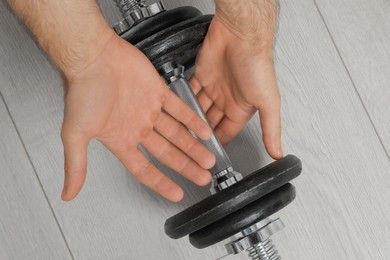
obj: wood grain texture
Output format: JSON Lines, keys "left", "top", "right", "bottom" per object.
{"left": 313, "top": 0, "right": 390, "bottom": 157}
{"left": 265, "top": 1, "right": 390, "bottom": 259}
{"left": 0, "top": 97, "right": 72, "bottom": 259}
{"left": 0, "top": 0, "right": 389, "bottom": 259}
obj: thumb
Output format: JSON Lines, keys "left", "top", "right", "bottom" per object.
{"left": 255, "top": 79, "right": 283, "bottom": 160}
{"left": 253, "top": 59, "right": 283, "bottom": 160}
{"left": 61, "top": 126, "right": 90, "bottom": 201}
{"left": 258, "top": 103, "right": 283, "bottom": 160}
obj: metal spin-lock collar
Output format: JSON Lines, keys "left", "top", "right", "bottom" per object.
{"left": 113, "top": 0, "right": 166, "bottom": 35}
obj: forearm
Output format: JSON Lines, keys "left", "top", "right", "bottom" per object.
{"left": 7, "top": 0, "right": 114, "bottom": 78}
{"left": 213, "top": 0, "right": 278, "bottom": 50}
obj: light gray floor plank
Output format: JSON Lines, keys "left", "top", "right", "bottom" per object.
{"left": 313, "top": 0, "right": 390, "bottom": 158}
{"left": 0, "top": 97, "right": 72, "bottom": 259}
{"left": 270, "top": 1, "right": 390, "bottom": 259}
{"left": 0, "top": 0, "right": 390, "bottom": 260}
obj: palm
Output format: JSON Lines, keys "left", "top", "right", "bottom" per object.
{"left": 190, "top": 17, "right": 282, "bottom": 159}
{"left": 61, "top": 35, "right": 216, "bottom": 202}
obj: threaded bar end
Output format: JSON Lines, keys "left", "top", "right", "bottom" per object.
{"left": 247, "top": 239, "right": 281, "bottom": 260}
{"left": 114, "top": 0, "right": 146, "bottom": 18}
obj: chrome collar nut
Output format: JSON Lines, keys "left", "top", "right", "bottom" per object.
{"left": 210, "top": 167, "right": 243, "bottom": 194}
{"left": 113, "top": 19, "right": 131, "bottom": 35}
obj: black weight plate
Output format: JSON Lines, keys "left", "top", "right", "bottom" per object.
{"left": 148, "top": 23, "right": 210, "bottom": 69}
{"left": 121, "top": 6, "right": 203, "bottom": 45}
{"left": 136, "top": 15, "right": 213, "bottom": 51}
{"left": 189, "top": 184, "right": 296, "bottom": 249}
{"left": 165, "top": 155, "right": 302, "bottom": 239}
{"left": 153, "top": 42, "right": 201, "bottom": 69}
{"left": 136, "top": 15, "right": 212, "bottom": 71}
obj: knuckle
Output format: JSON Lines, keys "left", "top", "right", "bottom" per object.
{"left": 183, "top": 111, "right": 196, "bottom": 126}
{"left": 64, "top": 165, "right": 84, "bottom": 178}
{"left": 217, "top": 127, "right": 231, "bottom": 142}
{"left": 177, "top": 157, "right": 191, "bottom": 173}
{"left": 149, "top": 174, "right": 164, "bottom": 190}
{"left": 185, "top": 138, "right": 198, "bottom": 153}
{"left": 133, "top": 163, "right": 165, "bottom": 190}
{"left": 171, "top": 99, "right": 185, "bottom": 117}
{"left": 140, "top": 125, "right": 153, "bottom": 139}
{"left": 61, "top": 127, "right": 77, "bottom": 143}
{"left": 150, "top": 110, "right": 161, "bottom": 124}
{"left": 152, "top": 88, "right": 166, "bottom": 106}
{"left": 64, "top": 159, "right": 85, "bottom": 177}
{"left": 117, "top": 142, "right": 136, "bottom": 154}
{"left": 153, "top": 113, "right": 164, "bottom": 126}
{"left": 167, "top": 123, "right": 181, "bottom": 139}
{"left": 158, "top": 89, "right": 167, "bottom": 103}
{"left": 132, "top": 161, "right": 151, "bottom": 178}
{"left": 260, "top": 94, "right": 280, "bottom": 111}
{"left": 156, "top": 143, "right": 172, "bottom": 161}
{"left": 195, "top": 67, "right": 208, "bottom": 82}
{"left": 61, "top": 123, "right": 88, "bottom": 144}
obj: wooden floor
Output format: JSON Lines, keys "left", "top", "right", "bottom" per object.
{"left": 1, "top": 0, "right": 389, "bottom": 259}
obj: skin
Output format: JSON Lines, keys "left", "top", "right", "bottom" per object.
{"left": 7, "top": 0, "right": 281, "bottom": 202}
{"left": 191, "top": 0, "right": 282, "bottom": 158}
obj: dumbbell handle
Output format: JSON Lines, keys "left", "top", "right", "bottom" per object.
{"left": 167, "top": 74, "right": 232, "bottom": 175}
{"left": 161, "top": 62, "right": 242, "bottom": 193}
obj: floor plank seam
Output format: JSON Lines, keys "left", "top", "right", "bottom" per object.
{"left": 0, "top": 90, "right": 75, "bottom": 260}
{"left": 312, "top": 0, "right": 390, "bottom": 162}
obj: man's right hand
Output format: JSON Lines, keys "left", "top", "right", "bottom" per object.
{"left": 7, "top": 0, "right": 216, "bottom": 202}
{"left": 61, "top": 33, "right": 216, "bottom": 202}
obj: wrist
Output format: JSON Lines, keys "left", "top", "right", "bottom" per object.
{"left": 7, "top": 0, "right": 115, "bottom": 80}
{"left": 41, "top": 13, "right": 115, "bottom": 80}
{"left": 55, "top": 21, "right": 115, "bottom": 81}
{"left": 214, "top": 0, "right": 278, "bottom": 49}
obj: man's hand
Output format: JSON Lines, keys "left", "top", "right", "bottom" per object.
{"left": 7, "top": 0, "right": 216, "bottom": 202}
{"left": 61, "top": 34, "right": 216, "bottom": 202}
{"left": 191, "top": 0, "right": 283, "bottom": 159}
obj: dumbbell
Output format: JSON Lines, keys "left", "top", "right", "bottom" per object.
{"left": 112, "top": 1, "right": 302, "bottom": 259}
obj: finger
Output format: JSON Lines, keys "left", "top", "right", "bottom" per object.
{"left": 162, "top": 90, "right": 212, "bottom": 141}
{"left": 154, "top": 113, "right": 216, "bottom": 169}
{"left": 215, "top": 118, "right": 244, "bottom": 145}
{"left": 196, "top": 90, "right": 214, "bottom": 113}
{"left": 206, "top": 105, "right": 225, "bottom": 129}
{"left": 189, "top": 77, "right": 214, "bottom": 113}
{"left": 258, "top": 98, "right": 283, "bottom": 160}
{"left": 113, "top": 146, "right": 184, "bottom": 202}
{"left": 61, "top": 127, "right": 90, "bottom": 201}
{"left": 141, "top": 131, "right": 212, "bottom": 186}
{"left": 253, "top": 62, "right": 283, "bottom": 160}
{"left": 189, "top": 76, "right": 202, "bottom": 95}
